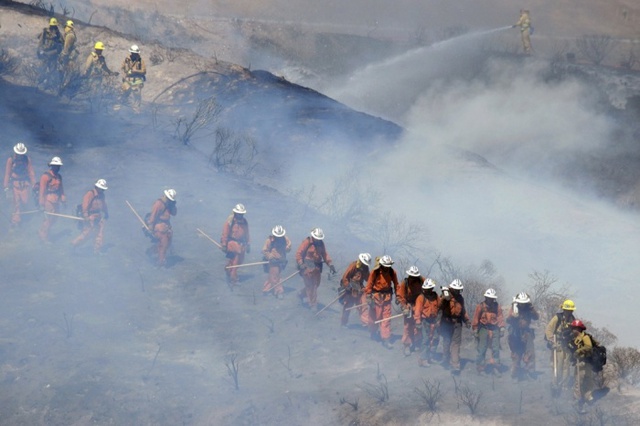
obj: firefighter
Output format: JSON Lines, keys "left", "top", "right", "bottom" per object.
{"left": 295, "top": 227, "right": 336, "bottom": 311}
{"left": 71, "top": 179, "right": 109, "bottom": 254}
{"left": 145, "top": 189, "right": 177, "bottom": 267}
{"left": 364, "top": 255, "right": 399, "bottom": 349}
{"left": 37, "top": 17, "right": 63, "bottom": 88}
{"left": 38, "top": 156, "right": 66, "bottom": 243}
{"left": 472, "top": 288, "right": 506, "bottom": 376}
{"left": 545, "top": 299, "right": 577, "bottom": 396}
{"left": 261, "top": 225, "right": 291, "bottom": 299}
{"left": 397, "top": 266, "right": 426, "bottom": 356}
{"left": 82, "top": 41, "right": 118, "bottom": 109}
{"left": 567, "top": 320, "right": 595, "bottom": 413}
{"left": 512, "top": 9, "right": 533, "bottom": 54}
{"left": 3, "top": 143, "right": 36, "bottom": 229}
{"left": 415, "top": 278, "right": 440, "bottom": 367}
{"left": 339, "top": 253, "right": 371, "bottom": 328}
{"left": 506, "top": 292, "right": 540, "bottom": 381}
{"left": 58, "top": 20, "right": 77, "bottom": 71}
{"left": 116, "top": 45, "right": 147, "bottom": 113}
{"left": 439, "top": 279, "right": 470, "bottom": 374}
{"left": 221, "top": 204, "right": 250, "bottom": 286}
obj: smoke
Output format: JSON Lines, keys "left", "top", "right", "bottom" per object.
{"left": 324, "top": 34, "right": 640, "bottom": 344}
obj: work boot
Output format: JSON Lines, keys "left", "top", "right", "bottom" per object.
{"left": 382, "top": 339, "right": 393, "bottom": 350}
{"left": 276, "top": 293, "right": 284, "bottom": 300}
{"left": 477, "top": 364, "right": 486, "bottom": 376}
{"left": 403, "top": 345, "right": 412, "bottom": 356}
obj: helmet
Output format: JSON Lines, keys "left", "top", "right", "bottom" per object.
{"left": 449, "top": 279, "right": 463, "bottom": 290}
{"left": 358, "top": 253, "right": 371, "bottom": 267}
{"left": 94, "top": 41, "right": 105, "bottom": 50}
{"left": 129, "top": 44, "right": 140, "bottom": 54}
{"left": 406, "top": 266, "right": 420, "bottom": 277}
{"left": 561, "top": 299, "right": 576, "bottom": 311}
{"left": 232, "top": 203, "right": 246, "bottom": 214}
{"left": 13, "top": 143, "right": 27, "bottom": 155}
{"left": 570, "top": 320, "right": 586, "bottom": 330}
{"left": 164, "top": 189, "right": 176, "bottom": 201}
{"left": 515, "top": 292, "right": 531, "bottom": 304}
{"left": 49, "top": 156, "right": 63, "bottom": 166}
{"left": 95, "top": 179, "right": 108, "bottom": 190}
{"left": 271, "top": 225, "right": 286, "bottom": 238}
{"left": 484, "top": 288, "right": 497, "bottom": 299}
{"left": 310, "top": 227, "right": 324, "bottom": 240}
{"left": 422, "top": 278, "right": 437, "bottom": 290}
{"left": 65, "top": 20, "right": 74, "bottom": 28}
{"left": 379, "top": 255, "right": 394, "bottom": 267}
{"left": 49, "top": 17, "right": 58, "bottom": 26}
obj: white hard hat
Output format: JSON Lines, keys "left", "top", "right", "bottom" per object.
{"left": 379, "top": 255, "right": 394, "bottom": 267}
{"left": 358, "top": 253, "right": 371, "bottom": 267}
{"left": 515, "top": 292, "right": 531, "bottom": 304}
{"left": 95, "top": 179, "right": 108, "bottom": 190}
{"left": 13, "top": 143, "right": 27, "bottom": 155}
{"left": 484, "top": 288, "right": 498, "bottom": 299}
{"left": 422, "top": 278, "right": 437, "bottom": 290}
{"left": 49, "top": 156, "right": 63, "bottom": 166}
{"left": 310, "top": 227, "right": 324, "bottom": 240}
{"left": 129, "top": 44, "right": 140, "bottom": 54}
{"left": 449, "top": 279, "right": 463, "bottom": 290}
{"left": 406, "top": 266, "right": 420, "bottom": 277}
{"left": 232, "top": 203, "right": 246, "bottom": 214}
{"left": 272, "top": 225, "right": 286, "bottom": 237}
{"left": 164, "top": 189, "right": 176, "bottom": 201}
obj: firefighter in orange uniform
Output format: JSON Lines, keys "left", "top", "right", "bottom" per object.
{"left": 38, "top": 156, "right": 66, "bottom": 242}
{"left": 71, "top": 179, "right": 109, "bottom": 254}
{"left": 415, "top": 278, "right": 440, "bottom": 367}
{"left": 295, "top": 227, "right": 336, "bottom": 311}
{"left": 507, "top": 292, "right": 540, "bottom": 381}
{"left": 397, "top": 266, "right": 426, "bottom": 356}
{"left": 439, "top": 279, "right": 470, "bottom": 374}
{"left": 365, "top": 255, "right": 399, "bottom": 349}
{"left": 472, "top": 288, "right": 506, "bottom": 376}
{"left": 145, "top": 189, "right": 177, "bottom": 267}
{"left": 3, "top": 143, "right": 36, "bottom": 228}
{"left": 339, "top": 253, "right": 371, "bottom": 328}
{"left": 220, "top": 204, "right": 250, "bottom": 286}
{"left": 262, "top": 225, "right": 291, "bottom": 299}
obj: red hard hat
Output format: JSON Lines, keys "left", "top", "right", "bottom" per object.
{"left": 570, "top": 320, "right": 586, "bottom": 330}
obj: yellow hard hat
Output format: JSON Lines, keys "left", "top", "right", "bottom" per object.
{"left": 94, "top": 41, "right": 105, "bottom": 50}
{"left": 49, "top": 17, "right": 58, "bottom": 26}
{"left": 561, "top": 299, "right": 576, "bottom": 311}
{"left": 65, "top": 20, "right": 74, "bottom": 28}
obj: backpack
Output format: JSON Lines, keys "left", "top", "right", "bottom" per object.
{"left": 588, "top": 335, "right": 607, "bottom": 372}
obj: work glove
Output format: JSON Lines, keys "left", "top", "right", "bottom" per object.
{"left": 221, "top": 245, "right": 227, "bottom": 253}
{"left": 329, "top": 264, "right": 337, "bottom": 274}
{"left": 245, "top": 244, "right": 251, "bottom": 254}
{"left": 402, "top": 306, "right": 410, "bottom": 317}
{"left": 464, "top": 322, "right": 471, "bottom": 329}
{"left": 111, "top": 71, "right": 119, "bottom": 77}
{"left": 500, "top": 327, "right": 505, "bottom": 338}
{"left": 511, "top": 25, "right": 517, "bottom": 28}
{"left": 366, "top": 293, "right": 373, "bottom": 304}
{"left": 415, "top": 322, "right": 423, "bottom": 330}
{"left": 473, "top": 330, "right": 479, "bottom": 339}
{"left": 546, "top": 341, "right": 553, "bottom": 350}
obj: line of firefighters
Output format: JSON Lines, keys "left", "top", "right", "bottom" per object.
{"left": 4, "top": 141, "right": 597, "bottom": 412}
{"left": 36, "top": 17, "right": 146, "bottom": 112}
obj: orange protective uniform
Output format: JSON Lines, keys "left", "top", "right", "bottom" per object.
{"left": 415, "top": 290, "right": 441, "bottom": 363}
{"left": 262, "top": 234, "right": 291, "bottom": 296}
{"left": 340, "top": 260, "right": 370, "bottom": 327}
{"left": 71, "top": 188, "right": 109, "bottom": 253}
{"left": 221, "top": 215, "right": 250, "bottom": 284}
{"left": 507, "top": 303, "right": 539, "bottom": 378}
{"left": 364, "top": 266, "right": 399, "bottom": 341}
{"left": 397, "top": 275, "right": 425, "bottom": 350}
{"left": 295, "top": 237, "right": 333, "bottom": 310}
{"left": 147, "top": 197, "right": 176, "bottom": 267}
{"left": 439, "top": 293, "right": 469, "bottom": 371}
{"left": 3, "top": 154, "right": 36, "bottom": 226}
{"left": 38, "top": 168, "right": 66, "bottom": 242}
{"left": 472, "top": 300, "right": 506, "bottom": 372}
